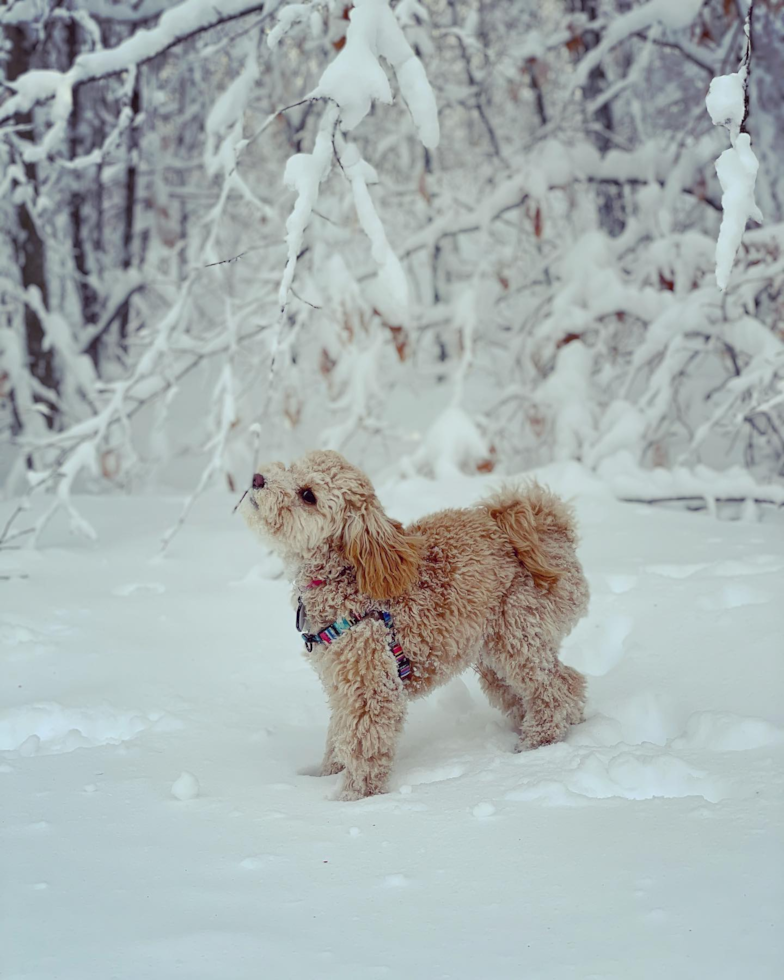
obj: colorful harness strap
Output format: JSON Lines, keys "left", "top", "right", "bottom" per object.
{"left": 298, "top": 599, "right": 411, "bottom": 681}
{"left": 377, "top": 610, "right": 412, "bottom": 680}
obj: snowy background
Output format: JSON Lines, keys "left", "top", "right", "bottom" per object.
{"left": 1, "top": 2, "right": 783, "bottom": 978}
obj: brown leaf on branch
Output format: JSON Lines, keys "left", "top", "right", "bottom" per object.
{"left": 476, "top": 444, "right": 497, "bottom": 473}
{"left": 695, "top": 20, "right": 714, "bottom": 46}
{"left": 388, "top": 325, "right": 408, "bottom": 362}
{"left": 283, "top": 390, "right": 302, "bottom": 428}
{"left": 100, "top": 450, "right": 120, "bottom": 480}
{"left": 556, "top": 332, "right": 584, "bottom": 349}
{"left": 319, "top": 348, "right": 337, "bottom": 377}
{"left": 331, "top": 5, "right": 352, "bottom": 49}
{"left": 371, "top": 308, "right": 409, "bottom": 361}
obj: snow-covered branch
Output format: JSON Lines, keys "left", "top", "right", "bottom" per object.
{"left": 705, "top": 4, "right": 762, "bottom": 291}
{"left": 0, "top": 1, "right": 278, "bottom": 125}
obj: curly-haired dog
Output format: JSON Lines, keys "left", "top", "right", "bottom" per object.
{"left": 241, "top": 450, "right": 589, "bottom": 801}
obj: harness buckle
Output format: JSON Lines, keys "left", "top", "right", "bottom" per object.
{"left": 296, "top": 596, "right": 308, "bottom": 633}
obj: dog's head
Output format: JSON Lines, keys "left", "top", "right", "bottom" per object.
{"left": 240, "top": 450, "right": 420, "bottom": 598}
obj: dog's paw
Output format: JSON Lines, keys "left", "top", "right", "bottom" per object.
{"left": 337, "top": 785, "right": 368, "bottom": 802}
{"left": 298, "top": 760, "right": 345, "bottom": 777}
{"left": 517, "top": 723, "right": 568, "bottom": 751}
{"left": 337, "top": 772, "right": 389, "bottom": 801}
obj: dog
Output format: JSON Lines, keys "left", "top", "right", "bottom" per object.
{"left": 240, "top": 450, "right": 589, "bottom": 800}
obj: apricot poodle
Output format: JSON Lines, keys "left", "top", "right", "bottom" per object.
{"left": 241, "top": 450, "right": 589, "bottom": 800}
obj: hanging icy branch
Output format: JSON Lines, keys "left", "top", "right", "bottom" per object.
{"left": 277, "top": 102, "right": 339, "bottom": 310}
{"left": 705, "top": 4, "right": 762, "bottom": 291}
{"left": 340, "top": 140, "right": 409, "bottom": 323}
{"left": 274, "top": 0, "right": 439, "bottom": 315}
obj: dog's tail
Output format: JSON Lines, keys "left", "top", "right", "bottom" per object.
{"left": 480, "top": 483, "right": 578, "bottom": 591}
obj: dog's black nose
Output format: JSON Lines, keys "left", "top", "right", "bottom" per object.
{"left": 252, "top": 473, "right": 265, "bottom": 489}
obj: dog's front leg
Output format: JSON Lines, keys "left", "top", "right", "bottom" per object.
{"left": 320, "top": 715, "right": 345, "bottom": 776}
{"left": 324, "top": 619, "right": 407, "bottom": 801}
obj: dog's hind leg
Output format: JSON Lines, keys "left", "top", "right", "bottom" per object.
{"left": 484, "top": 588, "right": 586, "bottom": 750}
{"left": 475, "top": 659, "right": 526, "bottom": 733}
{"left": 512, "top": 655, "right": 585, "bottom": 750}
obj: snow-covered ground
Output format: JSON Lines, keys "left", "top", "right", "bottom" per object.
{"left": 2, "top": 467, "right": 783, "bottom": 980}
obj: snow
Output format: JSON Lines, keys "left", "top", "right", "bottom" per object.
{"left": 267, "top": 2, "right": 310, "bottom": 49}
{"left": 2, "top": 469, "right": 783, "bottom": 978}
{"left": 705, "top": 72, "right": 747, "bottom": 142}
{"left": 312, "top": 0, "right": 439, "bottom": 147}
{"left": 596, "top": 451, "right": 784, "bottom": 510}
{"left": 537, "top": 340, "right": 596, "bottom": 460}
{"left": 706, "top": 57, "right": 763, "bottom": 290}
{"left": 654, "top": 0, "right": 705, "bottom": 31}
{"left": 171, "top": 770, "right": 200, "bottom": 800}
{"left": 341, "top": 141, "right": 410, "bottom": 321}
{"left": 375, "top": 3, "right": 440, "bottom": 148}
{"left": 204, "top": 48, "right": 259, "bottom": 177}
{"left": 0, "top": 1, "right": 283, "bottom": 124}
{"left": 278, "top": 103, "right": 339, "bottom": 308}
{"left": 315, "top": 30, "right": 393, "bottom": 131}
{"left": 713, "top": 135, "right": 763, "bottom": 291}
{"left": 404, "top": 405, "right": 490, "bottom": 479}
{"left": 571, "top": 0, "right": 706, "bottom": 92}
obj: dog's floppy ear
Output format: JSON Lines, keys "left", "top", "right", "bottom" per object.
{"left": 341, "top": 499, "right": 421, "bottom": 599}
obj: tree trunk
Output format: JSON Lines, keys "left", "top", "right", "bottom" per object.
{"left": 67, "top": 20, "right": 103, "bottom": 371}
{"left": 118, "top": 76, "right": 141, "bottom": 350}
{"left": 748, "top": 0, "right": 784, "bottom": 221}
{"left": 568, "top": 0, "right": 627, "bottom": 236}
{"left": 5, "top": 25, "right": 58, "bottom": 429}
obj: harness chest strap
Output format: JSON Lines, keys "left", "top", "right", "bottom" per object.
{"left": 296, "top": 597, "right": 412, "bottom": 681}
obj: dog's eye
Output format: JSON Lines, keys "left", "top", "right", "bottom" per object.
{"left": 300, "top": 488, "right": 317, "bottom": 505}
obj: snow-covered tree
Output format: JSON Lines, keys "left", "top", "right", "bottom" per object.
{"left": 1, "top": 0, "right": 782, "bottom": 546}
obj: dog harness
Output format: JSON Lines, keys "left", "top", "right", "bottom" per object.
{"left": 296, "top": 595, "right": 412, "bottom": 680}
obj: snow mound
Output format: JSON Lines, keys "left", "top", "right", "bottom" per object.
{"left": 0, "top": 702, "right": 180, "bottom": 755}
{"left": 171, "top": 771, "right": 200, "bottom": 801}
{"left": 673, "top": 712, "right": 784, "bottom": 752}
{"left": 406, "top": 406, "right": 491, "bottom": 479}
{"left": 504, "top": 759, "right": 725, "bottom": 806}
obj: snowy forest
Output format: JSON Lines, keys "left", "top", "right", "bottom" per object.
{"left": 1, "top": 0, "right": 783, "bottom": 546}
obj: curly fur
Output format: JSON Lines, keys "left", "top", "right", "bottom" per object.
{"left": 241, "top": 450, "right": 590, "bottom": 801}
